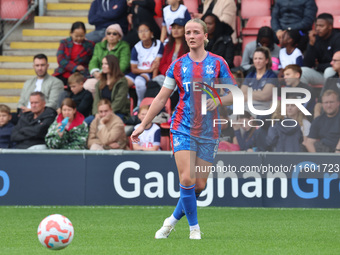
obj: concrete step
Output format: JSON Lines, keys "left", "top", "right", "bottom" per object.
{"left": 46, "top": 10, "right": 89, "bottom": 16}
{"left": 0, "top": 89, "right": 21, "bottom": 96}
{"left": 34, "top": 16, "right": 94, "bottom": 30}
{"left": 0, "top": 69, "right": 54, "bottom": 81}
{"left": 22, "top": 29, "right": 93, "bottom": 41}
{"left": 2, "top": 49, "right": 58, "bottom": 56}
{"left": 10, "top": 42, "right": 60, "bottom": 50}
{"left": 0, "top": 56, "right": 57, "bottom": 68}
{"left": 47, "top": 3, "right": 91, "bottom": 10}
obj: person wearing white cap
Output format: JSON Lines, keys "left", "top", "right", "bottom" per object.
{"left": 84, "top": 24, "right": 131, "bottom": 95}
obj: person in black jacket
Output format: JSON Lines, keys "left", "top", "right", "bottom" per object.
{"left": 271, "top": 0, "right": 317, "bottom": 49}
{"left": 202, "top": 13, "right": 234, "bottom": 68}
{"left": 11, "top": 92, "right": 57, "bottom": 149}
{"left": 301, "top": 13, "right": 340, "bottom": 86}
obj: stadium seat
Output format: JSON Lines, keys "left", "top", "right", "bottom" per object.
{"left": 0, "top": 0, "right": 28, "bottom": 20}
{"left": 183, "top": 0, "right": 198, "bottom": 14}
{"left": 242, "top": 16, "right": 271, "bottom": 35}
{"left": 233, "top": 55, "right": 242, "bottom": 67}
{"left": 315, "top": 0, "right": 340, "bottom": 16}
{"left": 334, "top": 16, "right": 340, "bottom": 29}
{"left": 140, "top": 97, "right": 172, "bottom": 116}
{"left": 242, "top": 35, "right": 256, "bottom": 53}
{"left": 240, "top": 0, "right": 271, "bottom": 20}
{"left": 160, "top": 135, "right": 171, "bottom": 151}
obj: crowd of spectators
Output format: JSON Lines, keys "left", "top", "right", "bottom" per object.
{"left": 1, "top": 0, "right": 340, "bottom": 153}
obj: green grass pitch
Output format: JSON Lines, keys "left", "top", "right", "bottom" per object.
{"left": 1, "top": 206, "right": 340, "bottom": 255}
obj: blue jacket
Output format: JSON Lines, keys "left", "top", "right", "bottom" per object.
{"left": 266, "top": 119, "right": 303, "bottom": 152}
{"left": 0, "top": 122, "right": 14, "bottom": 148}
{"left": 88, "top": 0, "right": 128, "bottom": 33}
{"left": 271, "top": 0, "right": 317, "bottom": 32}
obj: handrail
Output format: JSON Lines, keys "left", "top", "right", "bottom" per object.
{"left": 0, "top": 0, "right": 39, "bottom": 47}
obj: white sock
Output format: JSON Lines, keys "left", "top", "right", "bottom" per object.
{"left": 135, "top": 75, "right": 147, "bottom": 106}
{"left": 168, "top": 214, "right": 179, "bottom": 226}
{"left": 189, "top": 224, "right": 200, "bottom": 231}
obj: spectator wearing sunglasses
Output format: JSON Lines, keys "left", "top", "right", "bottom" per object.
{"left": 84, "top": 24, "right": 130, "bottom": 95}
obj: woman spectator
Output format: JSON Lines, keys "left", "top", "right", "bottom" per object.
{"left": 88, "top": 99, "right": 127, "bottom": 150}
{"left": 84, "top": 24, "right": 131, "bottom": 94}
{"left": 45, "top": 98, "right": 88, "bottom": 149}
{"left": 241, "top": 47, "right": 278, "bottom": 113}
{"left": 53, "top": 22, "right": 95, "bottom": 87}
{"left": 241, "top": 26, "right": 280, "bottom": 74}
{"left": 92, "top": 55, "right": 130, "bottom": 121}
{"left": 126, "top": 22, "right": 164, "bottom": 106}
{"left": 202, "top": 13, "right": 234, "bottom": 68}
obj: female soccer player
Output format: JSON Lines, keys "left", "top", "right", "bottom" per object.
{"left": 131, "top": 18, "right": 235, "bottom": 240}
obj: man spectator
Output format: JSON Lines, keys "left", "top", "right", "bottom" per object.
{"left": 283, "top": 64, "right": 316, "bottom": 115}
{"left": 11, "top": 92, "right": 57, "bottom": 149}
{"left": 17, "top": 54, "right": 64, "bottom": 116}
{"left": 302, "top": 13, "right": 340, "bottom": 85}
{"left": 271, "top": 0, "right": 317, "bottom": 49}
{"left": 86, "top": 0, "right": 128, "bottom": 43}
{"left": 314, "top": 51, "right": 340, "bottom": 118}
{"left": 305, "top": 90, "right": 340, "bottom": 153}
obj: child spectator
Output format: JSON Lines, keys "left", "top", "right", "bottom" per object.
{"left": 266, "top": 101, "right": 303, "bottom": 152}
{"left": 279, "top": 29, "right": 303, "bottom": 69}
{"left": 126, "top": 23, "right": 164, "bottom": 106}
{"left": 0, "top": 104, "right": 14, "bottom": 148}
{"left": 45, "top": 98, "right": 88, "bottom": 149}
{"left": 58, "top": 73, "right": 93, "bottom": 117}
{"left": 88, "top": 99, "right": 127, "bottom": 150}
{"left": 132, "top": 105, "right": 160, "bottom": 151}
{"left": 53, "top": 22, "right": 95, "bottom": 86}
{"left": 160, "top": 0, "right": 190, "bottom": 43}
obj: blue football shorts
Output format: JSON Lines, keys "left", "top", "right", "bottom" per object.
{"left": 170, "top": 130, "right": 219, "bottom": 163}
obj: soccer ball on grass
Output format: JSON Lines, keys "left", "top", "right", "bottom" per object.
{"left": 37, "top": 214, "right": 74, "bottom": 250}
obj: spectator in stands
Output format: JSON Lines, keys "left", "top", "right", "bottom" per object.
{"left": 271, "top": 0, "right": 317, "bottom": 50}
{"left": 88, "top": 99, "right": 127, "bottom": 150}
{"left": 92, "top": 55, "right": 130, "bottom": 122}
{"left": 17, "top": 54, "right": 63, "bottom": 115}
{"left": 53, "top": 22, "right": 95, "bottom": 86}
{"left": 232, "top": 111, "right": 256, "bottom": 151}
{"left": 279, "top": 29, "right": 303, "bottom": 70}
{"left": 84, "top": 24, "right": 131, "bottom": 95}
{"left": 11, "top": 92, "right": 57, "bottom": 149}
{"left": 132, "top": 105, "right": 160, "bottom": 151}
{"left": 314, "top": 51, "right": 340, "bottom": 118}
{"left": 218, "top": 107, "right": 238, "bottom": 152}
{"left": 241, "top": 47, "right": 278, "bottom": 113}
{"left": 126, "top": 22, "right": 164, "bottom": 106}
{"left": 283, "top": 64, "right": 316, "bottom": 115}
{"left": 193, "top": 0, "right": 237, "bottom": 44}
{"left": 45, "top": 98, "right": 88, "bottom": 150}
{"left": 86, "top": 0, "right": 128, "bottom": 43}
{"left": 306, "top": 90, "right": 340, "bottom": 152}
{"left": 160, "top": 0, "right": 190, "bottom": 43}
{"left": 302, "top": 13, "right": 340, "bottom": 85}
{"left": 266, "top": 101, "right": 303, "bottom": 152}
{"left": 202, "top": 13, "right": 234, "bottom": 68}
{"left": 124, "top": 0, "right": 161, "bottom": 48}
{"left": 0, "top": 104, "right": 14, "bottom": 148}
{"left": 241, "top": 27, "right": 280, "bottom": 74}
{"left": 57, "top": 73, "right": 93, "bottom": 118}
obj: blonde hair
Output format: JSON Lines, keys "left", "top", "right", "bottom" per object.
{"left": 186, "top": 18, "right": 209, "bottom": 48}
{"left": 68, "top": 72, "right": 84, "bottom": 84}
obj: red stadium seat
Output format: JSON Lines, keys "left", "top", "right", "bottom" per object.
{"left": 334, "top": 16, "right": 340, "bottom": 29}
{"left": 183, "top": 0, "right": 198, "bottom": 15}
{"left": 0, "top": 0, "right": 28, "bottom": 20}
{"left": 233, "top": 55, "right": 242, "bottom": 67}
{"left": 140, "top": 97, "right": 171, "bottom": 116}
{"left": 242, "top": 35, "right": 256, "bottom": 53}
{"left": 315, "top": 0, "right": 340, "bottom": 16}
{"left": 241, "top": 0, "right": 271, "bottom": 20}
{"left": 160, "top": 136, "right": 171, "bottom": 151}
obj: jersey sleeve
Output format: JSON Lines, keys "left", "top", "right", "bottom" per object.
{"left": 157, "top": 42, "right": 164, "bottom": 58}
{"left": 153, "top": 127, "right": 161, "bottom": 144}
{"left": 218, "top": 58, "right": 237, "bottom": 95}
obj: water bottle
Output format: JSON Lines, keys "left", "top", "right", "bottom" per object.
{"left": 58, "top": 117, "right": 69, "bottom": 132}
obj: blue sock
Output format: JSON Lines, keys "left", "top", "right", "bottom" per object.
{"left": 180, "top": 183, "right": 198, "bottom": 226}
{"left": 173, "top": 197, "right": 185, "bottom": 220}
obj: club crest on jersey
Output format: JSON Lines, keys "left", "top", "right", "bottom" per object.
{"left": 206, "top": 65, "right": 214, "bottom": 74}
{"left": 182, "top": 66, "right": 187, "bottom": 73}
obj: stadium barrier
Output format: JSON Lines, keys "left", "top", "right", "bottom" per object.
{"left": 0, "top": 150, "right": 340, "bottom": 208}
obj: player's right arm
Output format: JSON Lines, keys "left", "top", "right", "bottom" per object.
{"left": 131, "top": 86, "right": 173, "bottom": 143}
